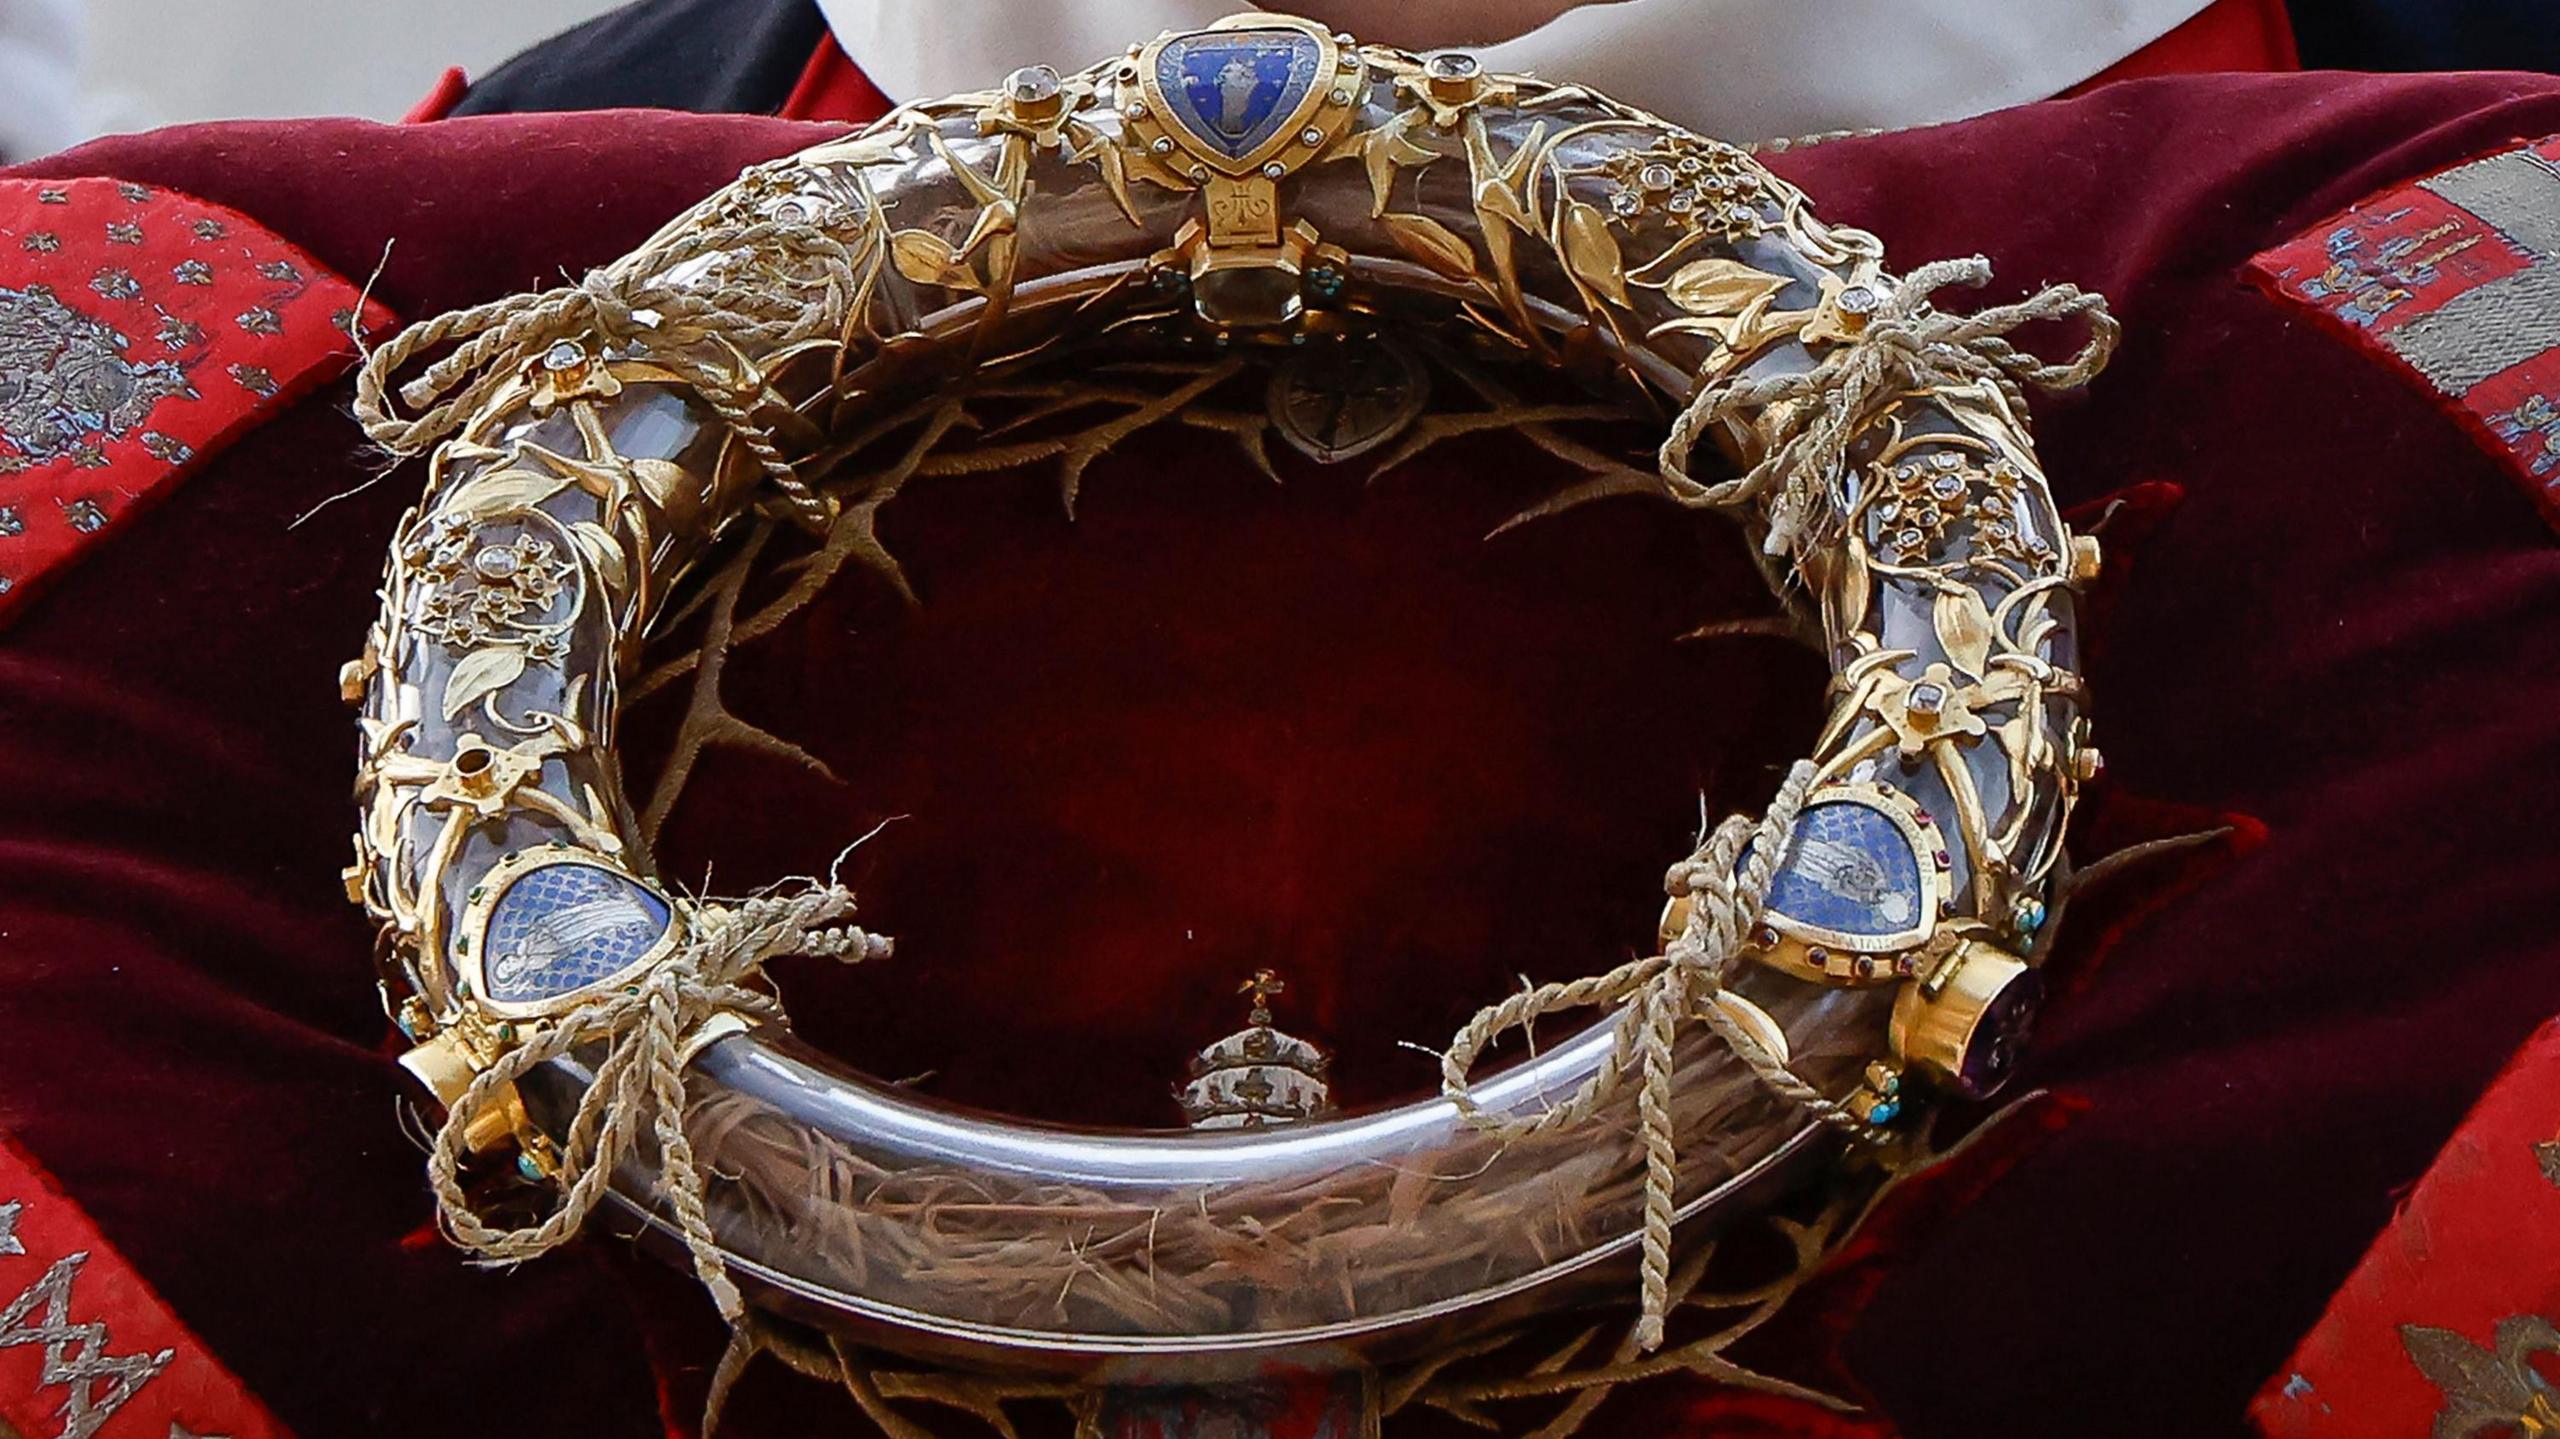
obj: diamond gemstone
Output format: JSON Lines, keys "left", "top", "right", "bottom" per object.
{"left": 1006, "top": 65, "right": 1061, "bottom": 103}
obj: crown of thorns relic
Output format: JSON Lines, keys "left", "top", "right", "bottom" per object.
{"left": 347, "top": 12, "right": 2113, "bottom": 1410}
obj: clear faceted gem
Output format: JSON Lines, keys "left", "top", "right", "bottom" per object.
{"left": 1930, "top": 473, "right": 1964, "bottom": 499}
{"left": 1907, "top": 682, "right": 1947, "bottom": 715}
{"left": 1300, "top": 126, "right": 1324, "bottom": 145}
{"left": 1639, "top": 162, "right": 1677, "bottom": 191}
{"left": 541, "top": 340, "right": 585, "bottom": 371}
{"left": 1666, "top": 192, "right": 1695, "bottom": 214}
{"left": 1263, "top": 161, "right": 1288, "bottom": 179}
{"left": 1931, "top": 452, "right": 1962, "bottom": 470}
{"left": 1126, "top": 100, "right": 1149, "bottom": 120}
{"left": 1425, "top": 52, "right": 1482, "bottom": 80}
{"left": 1837, "top": 284, "right": 1878, "bottom": 314}
{"left": 1005, "top": 65, "right": 1061, "bottom": 104}
{"left": 1610, "top": 191, "right": 1640, "bottom": 216}
{"left": 1896, "top": 527, "right": 1925, "bottom": 551}
{"left": 1151, "top": 136, "right": 1175, "bottom": 154}
{"left": 473, "top": 546, "right": 521, "bottom": 581}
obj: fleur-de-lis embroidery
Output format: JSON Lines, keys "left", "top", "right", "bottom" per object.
{"left": 2403, "top": 1314, "right": 2560, "bottom": 1439}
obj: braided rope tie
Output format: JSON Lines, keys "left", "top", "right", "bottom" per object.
{"left": 386, "top": 238, "right": 2113, "bottom": 1353}
{"left": 1443, "top": 762, "right": 1866, "bottom": 1353}
{"left": 1449, "top": 260, "right": 2116, "bottom": 1354}
{"left": 424, "top": 883, "right": 891, "bottom": 1320}
{"left": 352, "top": 213, "right": 865, "bottom": 525}
{"left": 1659, "top": 254, "right": 2120, "bottom": 562}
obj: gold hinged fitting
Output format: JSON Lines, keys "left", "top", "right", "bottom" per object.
{"left": 398, "top": 1030, "right": 523, "bottom": 1153}
{"left": 1888, "top": 936, "right": 2041, "bottom": 1099}
{"left": 1172, "top": 215, "right": 1330, "bottom": 327}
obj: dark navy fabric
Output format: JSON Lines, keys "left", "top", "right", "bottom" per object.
{"left": 2292, "top": 0, "right": 2560, "bottom": 74}
{"left": 442, "top": 0, "right": 2560, "bottom": 127}
{"left": 449, "top": 0, "right": 826, "bottom": 118}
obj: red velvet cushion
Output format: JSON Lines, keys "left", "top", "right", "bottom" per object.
{"left": 5, "top": 72, "right": 2560, "bottom": 1438}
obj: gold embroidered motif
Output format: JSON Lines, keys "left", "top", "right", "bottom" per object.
{"left": 2405, "top": 1315, "right": 2560, "bottom": 1439}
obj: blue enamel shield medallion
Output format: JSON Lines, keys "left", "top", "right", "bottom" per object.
{"left": 1756, "top": 792, "right": 1938, "bottom": 950}
{"left": 1152, "top": 28, "right": 1326, "bottom": 168}
{"left": 476, "top": 857, "right": 674, "bottom": 1007}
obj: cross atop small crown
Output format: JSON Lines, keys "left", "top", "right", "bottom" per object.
{"left": 1239, "top": 968, "right": 1286, "bottom": 1026}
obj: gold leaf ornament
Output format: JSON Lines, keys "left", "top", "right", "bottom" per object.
{"left": 1663, "top": 257, "right": 1791, "bottom": 318}
{"left": 1462, "top": 113, "right": 1543, "bottom": 242}
{"left": 1558, "top": 201, "right": 1630, "bottom": 309}
{"left": 630, "top": 458, "right": 692, "bottom": 510}
{"left": 888, "top": 229, "right": 979, "bottom": 292}
{"left": 442, "top": 645, "right": 529, "bottom": 720}
{"left": 1932, "top": 586, "right": 1997, "bottom": 680}
{"left": 1354, "top": 112, "right": 1437, "bottom": 217}
{"left": 571, "top": 521, "right": 629, "bottom": 593}
{"left": 1381, "top": 212, "right": 1480, "bottom": 282}
{"left": 442, "top": 468, "right": 573, "bottom": 523}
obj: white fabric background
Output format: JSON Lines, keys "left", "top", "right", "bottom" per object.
{"left": 29, "top": 0, "right": 2217, "bottom": 161}
{"left": 0, "top": 0, "right": 83, "bottom": 157}
{"left": 59, "top": 0, "right": 619, "bottom": 143}
{"left": 819, "top": 0, "right": 2216, "bottom": 141}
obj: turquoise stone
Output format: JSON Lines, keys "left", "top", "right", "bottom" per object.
{"left": 2015, "top": 896, "right": 2048, "bottom": 933}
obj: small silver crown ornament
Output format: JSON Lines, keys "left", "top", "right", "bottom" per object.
{"left": 1179, "top": 969, "right": 1336, "bottom": 1129}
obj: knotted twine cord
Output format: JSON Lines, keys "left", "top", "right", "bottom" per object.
{"left": 369, "top": 227, "right": 2117, "bottom": 1354}
{"left": 351, "top": 209, "right": 866, "bottom": 523}
{"left": 1447, "top": 257, "right": 2117, "bottom": 1354}
{"left": 1658, "top": 255, "right": 2120, "bottom": 562}
{"left": 1441, "top": 762, "right": 1839, "bottom": 1355}
{"left": 425, "top": 884, "right": 890, "bottom": 1320}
